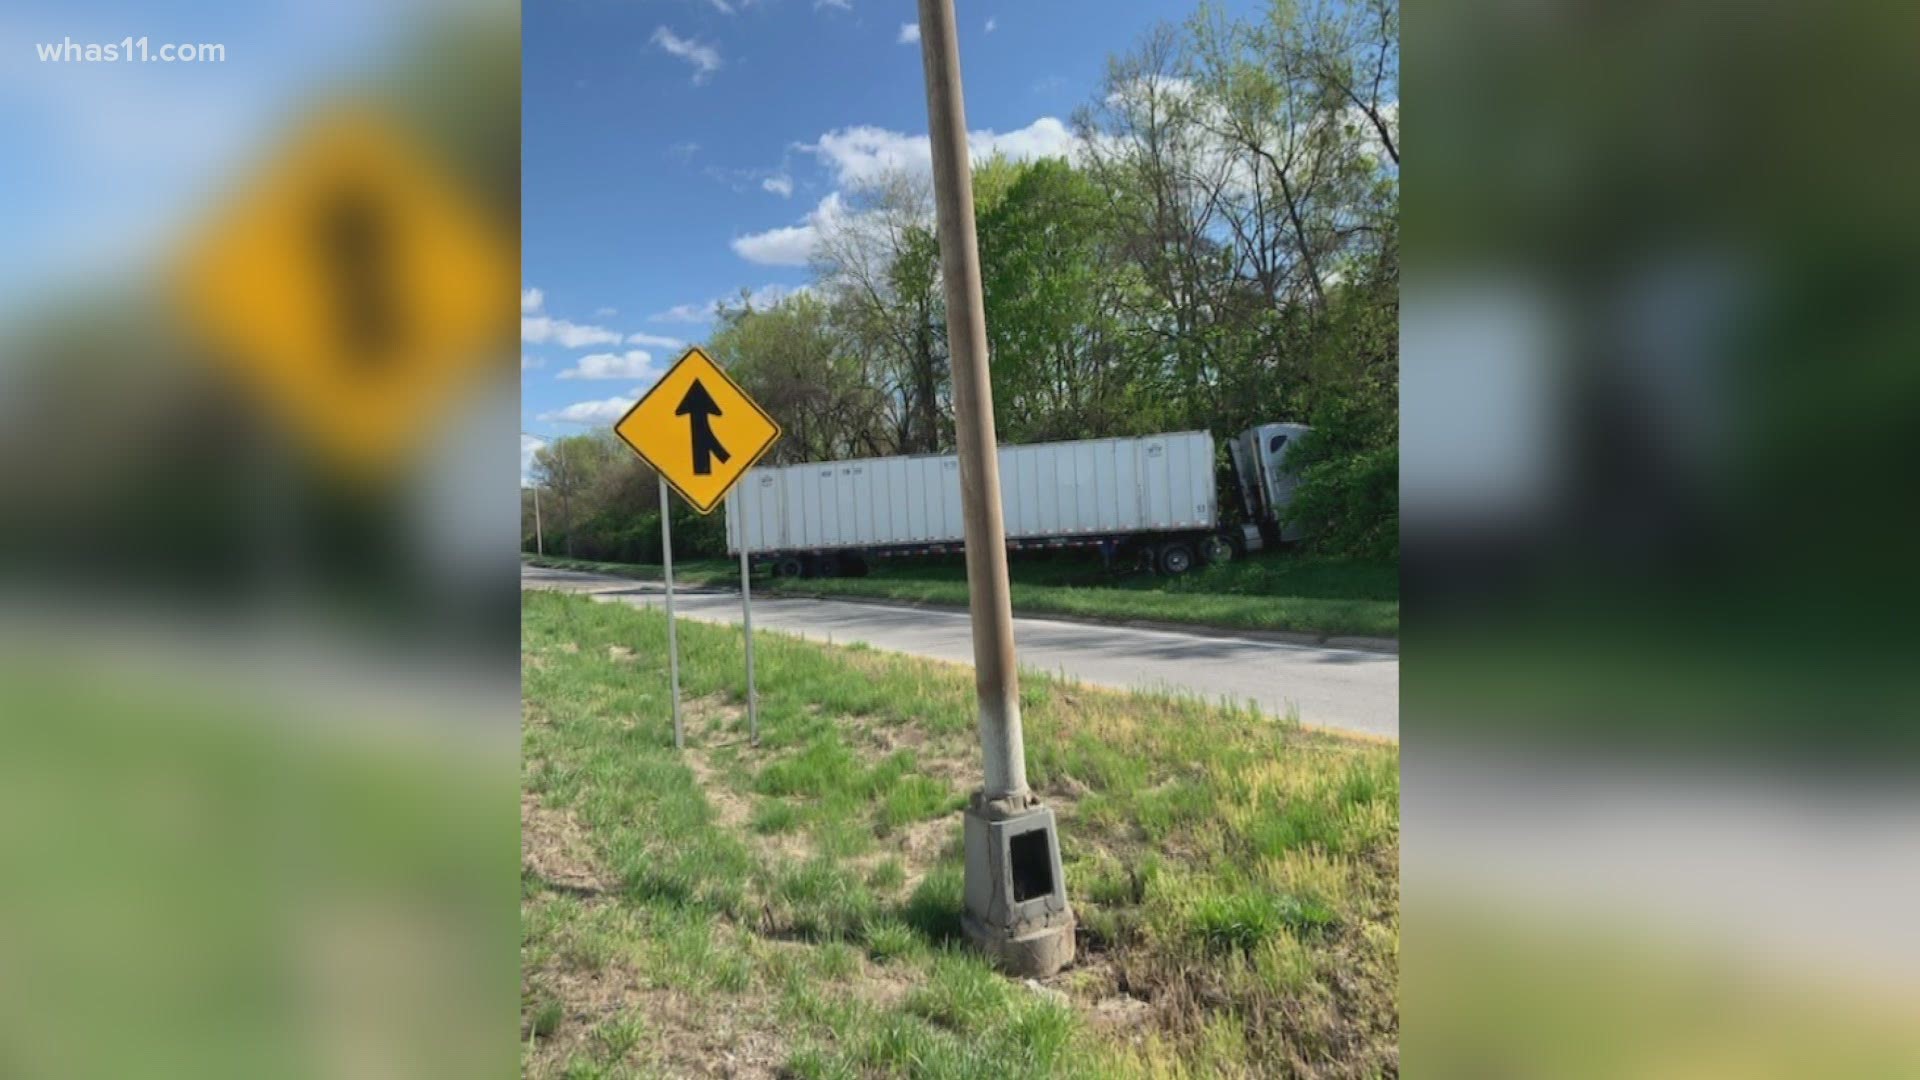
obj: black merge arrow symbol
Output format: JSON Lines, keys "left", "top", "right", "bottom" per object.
{"left": 675, "top": 378, "right": 730, "bottom": 475}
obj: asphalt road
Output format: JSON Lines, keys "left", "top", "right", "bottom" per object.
{"left": 523, "top": 564, "right": 1398, "bottom": 740}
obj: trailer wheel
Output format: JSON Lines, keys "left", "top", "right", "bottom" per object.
{"left": 773, "top": 556, "right": 804, "bottom": 579}
{"left": 1200, "top": 535, "right": 1234, "bottom": 565}
{"left": 1159, "top": 543, "right": 1195, "bottom": 575}
{"left": 810, "top": 554, "right": 842, "bottom": 579}
{"left": 842, "top": 555, "right": 871, "bottom": 578}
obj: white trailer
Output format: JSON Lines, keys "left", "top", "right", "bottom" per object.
{"left": 725, "top": 425, "right": 1307, "bottom": 577}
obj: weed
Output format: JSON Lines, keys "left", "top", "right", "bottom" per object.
{"left": 750, "top": 798, "right": 801, "bottom": 834}
{"left": 529, "top": 998, "right": 563, "bottom": 1039}
{"left": 865, "top": 857, "right": 906, "bottom": 892}
{"left": 594, "top": 1012, "right": 646, "bottom": 1059}
{"left": 901, "top": 863, "right": 966, "bottom": 944}
{"left": 1188, "top": 889, "right": 1336, "bottom": 953}
{"left": 907, "top": 948, "right": 1016, "bottom": 1033}
{"left": 862, "top": 918, "right": 919, "bottom": 963}
{"left": 876, "top": 774, "right": 963, "bottom": 833}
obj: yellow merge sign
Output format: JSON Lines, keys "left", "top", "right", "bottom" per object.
{"left": 177, "top": 108, "right": 514, "bottom": 471}
{"left": 616, "top": 347, "right": 781, "bottom": 514}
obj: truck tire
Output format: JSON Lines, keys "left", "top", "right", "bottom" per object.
{"left": 810, "top": 554, "right": 842, "bottom": 579}
{"left": 774, "top": 556, "right": 804, "bottom": 579}
{"left": 1158, "top": 543, "right": 1195, "bottom": 575}
{"left": 1200, "top": 535, "right": 1234, "bottom": 565}
{"left": 843, "top": 555, "right": 871, "bottom": 578}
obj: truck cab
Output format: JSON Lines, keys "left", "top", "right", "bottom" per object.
{"left": 1227, "top": 422, "right": 1312, "bottom": 550}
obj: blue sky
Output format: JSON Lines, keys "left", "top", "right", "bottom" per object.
{"left": 522, "top": 0, "right": 1255, "bottom": 465}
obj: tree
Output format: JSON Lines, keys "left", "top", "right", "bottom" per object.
{"left": 812, "top": 171, "right": 951, "bottom": 454}
{"left": 978, "top": 157, "right": 1150, "bottom": 441}
{"left": 706, "top": 292, "right": 882, "bottom": 463}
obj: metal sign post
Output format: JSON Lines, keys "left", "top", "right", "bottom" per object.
{"left": 735, "top": 488, "right": 760, "bottom": 746}
{"left": 660, "top": 476, "right": 683, "bottom": 749}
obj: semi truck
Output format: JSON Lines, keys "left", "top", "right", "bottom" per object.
{"left": 724, "top": 422, "right": 1311, "bottom": 577}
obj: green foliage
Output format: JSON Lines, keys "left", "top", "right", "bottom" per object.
{"left": 1284, "top": 395, "right": 1399, "bottom": 560}
{"left": 1188, "top": 889, "right": 1336, "bottom": 954}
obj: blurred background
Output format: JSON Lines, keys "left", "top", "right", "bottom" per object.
{"left": 0, "top": 1, "right": 519, "bottom": 1076}
{"left": 8, "top": 0, "right": 1920, "bottom": 1075}
{"left": 1401, "top": 0, "right": 1920, "bottom": 1074}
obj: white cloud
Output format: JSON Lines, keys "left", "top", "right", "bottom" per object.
{"left": 522, "top": 315, "right": 624, "bottom": 349}
{"left": 815, "top": 0, "right": 852, "bottom": 10}
{"left": 706, "top": 0, "right": 736, "bottom": 13}
{"left": 762, "top": 173, "right": 794, "bottom": 198}
{"left": 558, "top": 350, "right": 658, "bottom": 381}
{"left": 651, "top": 283, "right": 806, "bottom": 323}
{"left": 897, "top": 23, "right": 920, "bottom": 45}
{"left": 733, "top": 117, "right": 1080, "bottom": 268}
{"left": 626, "top": 331, "right": 686, "bottom": 349}
{"left": 539, "top": 392, "right": 644, "bottom": 425}
{"left": 594, "top": 306, "right": 618, "bottom": 318}
{"left": 799, "top": 118, "right": 1077, "bottom": 189}
{"left": 651, "top": 303, "right": 712, "bottom": 324}
{"left": 986, "top": 16, "right": 998, "bottom": 33}
{"left": 977, "top": 117, "right": 1079, "bottom": 165}
{"left": 731, "top": 192, "right": 847, "bottom": 266}
{"left": 741, "top": 282, "right": 805, "bottom": 309}
{"left": 520, "top": 434, "right": 545, "bottom": 485}
{"left": 521, "top": 287, "right": 545, "bottom": 314}
{"left": 522, "top": 353, "right": 543, "bottom": 370}
{"left": 1104, "top": 75, "right": 1195, "bottom": 109}
{"left": 651, "top": 26, "right": 722, "bottom": 84}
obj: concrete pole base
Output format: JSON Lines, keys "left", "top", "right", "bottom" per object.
{"left": 960, "top": 792, "right": 1075, "bottom": 978}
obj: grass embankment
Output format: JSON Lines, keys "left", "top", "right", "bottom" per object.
{"left": 523, "top": 550, "right": 1399, "bottom": 640}
{"left": 521, "top": 590, "right": 1398, "bottom": 1078}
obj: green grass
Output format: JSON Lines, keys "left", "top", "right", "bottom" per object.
{"left": 520, "top": 589, "right": 1399, "bottom": 1077}
{"left": 524, "top": 548, "right": 1399, "bottom": 639}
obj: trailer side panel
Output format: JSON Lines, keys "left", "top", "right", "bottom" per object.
{"left": 727, "top": 430, "right": 1215, "bottom": 556}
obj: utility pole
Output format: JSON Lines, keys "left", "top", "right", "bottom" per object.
{"left": 556, "top": 436, "right": 574, "bottom": 558}
{"left": 917, "top": 0, "right": 1073, "bottom": 977}
{"left": 523, "top": 432, "right": 546, "bottom": 557}
{"left": 531, "top": 485, "right": 543, "bottom": 556}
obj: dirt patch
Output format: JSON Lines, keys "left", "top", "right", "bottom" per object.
{"left": 1064, "top": 958, "right": 1157, "bottom": 1037}
{"left": 522, "top": 792, "right": 611, "bottom": 896}
{"left": 680, "top": 694, "right": 816, "bottom": 867}
{"left": 607, "top": 644, "right": 636, "bottom": 662}
{"left": 627, "top": 986, "right": 788, "bottom": 1079}
{"left": 861, "top": 721, "right": 974, "bottom": 788}
{"left": 864, "top": 721, "right": 930, "bottom": 756}
{"left": 684, "top": 693, "right": 746, "bottom": 740}
{"left": 680, "top": 694, "right": 753, "bottom": 832}
{"left": 527, "top": 960, "right": 790, "bottom": 1079}
{"left": 855, "top": 955, "right": 917, "bottom": 1010}
{"left": 896, "top": 815, "right": 959, "bottom": 893}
